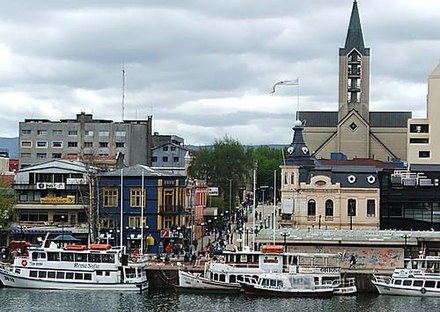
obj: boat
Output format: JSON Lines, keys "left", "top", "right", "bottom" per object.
{"left": 0, "top": 235, "right": 148, "bottom": 291}
{"left": 239, "top": 273, "right": 334, "bottom": 298}
{"left": 372, "top": 255, "right": 440, "bottom": 297}
{"left": 174, "top": 269, "right": 241, "bottom": 294}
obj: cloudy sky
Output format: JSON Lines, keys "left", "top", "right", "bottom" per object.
{"left": 1, "top": 0, "right": 440, "bottom": 145}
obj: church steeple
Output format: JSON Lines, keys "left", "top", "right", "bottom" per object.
{"left": 338, "top": 0, "right": 370, "bottom": 123}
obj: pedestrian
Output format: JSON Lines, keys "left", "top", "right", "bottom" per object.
{"left": 349, "top": 254, "right": 357, "bottom": 270}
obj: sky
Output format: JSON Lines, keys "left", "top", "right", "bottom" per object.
{"left": 1, "top": 0, "right": 440, "bottom": 146}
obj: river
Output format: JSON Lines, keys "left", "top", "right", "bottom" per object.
{"left": 1, "top": 288, "right": 440, "bottom": 312}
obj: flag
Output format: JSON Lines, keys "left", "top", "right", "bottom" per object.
{"left": 270, "top": 78, "right": 299, "bottom": 95}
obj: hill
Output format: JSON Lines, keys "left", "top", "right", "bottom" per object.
{"left": 0, "top": 137, "right": 18, "bottom": 158}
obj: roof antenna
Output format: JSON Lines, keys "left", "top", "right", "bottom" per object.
{"left": 121, "top": 63, "right": 126, "bottom": 121}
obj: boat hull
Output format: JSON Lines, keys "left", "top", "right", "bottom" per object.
{"left": 240, "top": 283, "right": 333, "bottom": 298}
{"left": 372, "top": 280, "right": 440, "bottom": 297}
{"left": 0, "top": 269, "right": 148, "bottom": 291}
{"left": 176, "top": 270, "right": 241, "bottom": 294}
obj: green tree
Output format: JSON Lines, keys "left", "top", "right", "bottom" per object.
{"left": 253, "top": 145, "right": 284, "bottom": 194}
{"left": 0, "top": 180, "right": 14, "bottom": 227}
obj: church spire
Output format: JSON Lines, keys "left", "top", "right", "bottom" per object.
{"left": 284, "top": 120, "right": 314, "bottom": 167}
{"left": 340, "top": 0, "right": 368, "bottom": 56}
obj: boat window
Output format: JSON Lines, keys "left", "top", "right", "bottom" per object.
{"left": 66, "top": 272, "right": 74, "bottom": 279}
{"left": 30, "top": 270, "right": 38, "bottom": 278}
{"left": 230, "top": 275, "right": 236, "bottom": 283}
{"left": 74, "top": 273, "right": 83, "bottom": 280}
{"left": 84, "top": 273, "right": 92, "bottom": 280}
{"left": 96, "top": 271, "right": 103, "bottom": 276}
{"left": 89, "top": 254, "right": 102, "bottom": 263}
{"left": 424, "top": 280, "right": 436, "bottom": 288}
{"left": 278, "top": 280, "right": 284, "bottom": 288}
{"left": 15, "top": 269, "right": 21, "bottom": 274}
{"left": 75, "top": 253, "right": 87, "bottom": 262}
{"left": 61, "top": 253, "right": 74, "bottom": 262}
{"left": 262, "top": 279, "right": 269, "bottom": 286}
{"left": 38, "top": 271, "right": 47, "bottom": 278}
{"left": 237, "top": 275, "right": 243, "bottom": 282}
{"left": 39, "top": 253, "right": 46, "bottom": 259}
{"left": 56, "top": 272, "right": 65, "bottom": 279}
{"left": 270, "top": 279, "right": 277, "bottom": 287}
{"left": 48, "top": 271, "right": 56, "bottom": 279}
{"left": 47, "top": 252, "right": 60, "bottom": 261}
{"left": 213, "top": 273, "right": 219, "bottom": 281}
{"left": 436, "top": 281, "right": 440, "bottom": 288}
{"left": 413, "top": 280, "right": 423, "bottom": 287}
{"left": 32, "top": 253, "right": 38, "bottom": 261}
{"left": 105, "top": 271, "right": 110, "bottom": 276}
{"left": 394, "top": 279, "right": 402, "bottom": 285}
{"left": 403, "top": 280, "right": 412, "bottom": 286}
{"left": 101, "top": 254, "right": 115, "bottom": 263}
{"left": 219, "top": 274, "right": 226, "bottom": 282}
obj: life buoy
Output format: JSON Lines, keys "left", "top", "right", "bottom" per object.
{"left": 21, "top": 259, "right": 28, "bottom": 267}
{"left": 421, "top": 287, "right": 427, "bottom": 294}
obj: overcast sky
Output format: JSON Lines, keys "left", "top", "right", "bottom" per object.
{"left": 1, "top": 0, "right": 440, "bottom": 145}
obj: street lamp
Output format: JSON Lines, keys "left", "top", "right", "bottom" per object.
{"left": 281, "top": 232, "right": 290, "bottom": 252}
{"left": 61, "top": 215, "right": 65, "bottom": 248}
{"left": 228, "top": 178, "right": 233, "bottom": 222}
{"left": 403, "top": 233, "right": 411, "bottom": 258}
{"left": 200, "top": 222, "right": 206, "bottom": 249}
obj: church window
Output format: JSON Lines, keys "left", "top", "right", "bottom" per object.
{"left": 349, "top": 122, "right": 358, "bottom": 131}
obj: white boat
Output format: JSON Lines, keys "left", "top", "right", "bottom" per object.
{"left": 372, "top": 255, "right": 440, "bottom": 297}
{"left": 239, "top": 273, "right": 334, "bottom": 298}
{"left": 177, "top": 245, "right": 356, "bottom": 295}
{"left": 0, "top": 236, "right": 148, "bottom": 291}
{"left": 175, "top": 270, "right": 241, "bottom": 294}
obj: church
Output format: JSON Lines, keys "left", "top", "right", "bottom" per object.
{"left": 298, "top": 0, "right": 411, "bottom": 162}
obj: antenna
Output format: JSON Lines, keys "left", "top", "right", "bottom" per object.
{"left": 296, "top": 77, "right": 300, "bottom": 120}
{"left": 122, "top": 64, "right": 126, "bottom": 121}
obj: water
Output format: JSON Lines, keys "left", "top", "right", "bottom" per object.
{"left": 2, "top": 288, "right": 440, "bottom": 312}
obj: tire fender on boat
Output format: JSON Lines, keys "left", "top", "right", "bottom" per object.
{"left": 21, "top": 259, "right": 27, "bottom": 267}
{"left": 420, "top": 288, "right": 427, "bottom": 294}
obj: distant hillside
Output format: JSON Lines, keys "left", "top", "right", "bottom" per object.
{"left": 0, "top": 137, "right": 18, "bottom": 158}
{"left": 186, "top": 144, "right": 286, "bottom": 151}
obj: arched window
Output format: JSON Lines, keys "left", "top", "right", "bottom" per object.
{"left": 307, "top": 200, "right": 316, "bottom": 216}
{"left": 348, "top": 199, "right": 356, "bottom": 216}
{"left": 325, "top": 200, "right": 334, "bottom": 216}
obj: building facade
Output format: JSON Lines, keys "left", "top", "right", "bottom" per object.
{"left": 19, "top": 112, "right": 152, "bottom": 169}
{"left": 298, "top": 0, "right": 411, "bottom": 162}
{"left": 96, "top": 165, "right": 186, "bottom": 254}
{"left": 151, "top": 142, "right": 192, "bottom": 168}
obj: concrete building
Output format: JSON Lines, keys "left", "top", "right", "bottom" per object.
{"left": 407, "top": 63, "right": 440, "bottom": 164}
{"left": 298, "top": 0, "right": 411, "bottom": 162}
{"left": 19, "top": 112, "right": 152, "bottom": 169}
{"left": 151, "top": 142, "right": 192, "bottom": 168}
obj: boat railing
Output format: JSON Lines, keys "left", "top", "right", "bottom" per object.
{"left": 332, "top": 277, "right": 356, "bottom": 288}
{"left": 125, "top": 271, "right": 147, "bottom": 280}
{"left": 372, "top": 275, "right": 391, "bottom": 284}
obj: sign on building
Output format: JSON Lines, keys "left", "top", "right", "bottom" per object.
{"left": 208, "top": 187, "right": 219, "bottom": 196}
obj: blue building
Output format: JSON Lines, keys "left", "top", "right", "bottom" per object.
{"left": 96, "top": 165, "right": 186, "bottom": 254}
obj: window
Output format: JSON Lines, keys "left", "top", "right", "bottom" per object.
{"left": 99, "top": 130, "right": 109, "bottom": 137}
{"left": 84, "top": 273, "right": 92, "bottom": 281}
{"left": 325, "top": 200, "right": 334, "bottom": 216}
{"left": 48, "top": 271, "right": 56, "bottom": 279}
{"left": 74, "top": 273, "right": 83, "bottom": 280}
{"left": 129, "top": 216, "right": 141, "bottom": 228}
{"left": 36, "top": 141, "right": 48, "bottom": 148}
{"left": 410, "top": 124, "right": 429, "bottom": 133}
{"left": 162, "top": 156, "right": 168, "bottom": 162}
{"left": 307, "top": 200, "right": 316, "bottom": 216}
{"left": 22, "top": 129, "right": 32, "bottom": 135}
{"left": 84, "top": 142, "right": 93, "bottom": 148}
{"left": 67, "top": 142, "right": 78, "bottom": 147}
{"left": 115, "top": 130, "right": 126, "bottom": 137}
{"left": 99, "top": 218, "right": 115, "bottom": 229}
{"left": 103, "top": 189, "right": 118, "bottom": 207}
{"left": 21, "top": 141, "right": 32, "bottom": 148}
{"left": 170, "top": 146, "right": 176, "bottom": 151}
{"left": 130, "top": 188, "right": 145, "bottom": 208}
{"left": 419, "top": 151, "right": 431, "bottom": 158}
{"left": 413, "top": 280, "right": 423, "bottom": 287}
{"left": 53, "top": 129, "right": 63, "bottom": 135}
{"left": 38, "top": 271, "right": 47, "bottom": 278}
{"left": 348, "top": 199, "right": 356, "bottom": 216}
{"left": 425, "top": 280, "right": 436, "bottom": 288}
{"left": 37, "top": 130, "right": 47, "bottom": 135}
{"left": 99, "top": 142, "right": 108, "bottom": 148}
{"left": 30, "top": 271, "right": 38, "bottom": 278}
{"left": 152, "top": 156, "right": 157, "bottom": 162}
{"left": 410, "top": 138, "right": 429, "bottom": 144}
{"left": 66, "top": 272, "right": 74, "bottom": 279}
{"left": 173, "top": 157, "right": 179, "bottom": 162}
{"left": 56, "top": 272, "right": 65, "bottom": 279}
{"left": 85, "top": 130, "right": 93, "bottom": 136}
{"left": 163, "top": 146, "right": 169, "bottom": 151}
{"left": 21, "top": 153, "right": 31, "bottom": 158}
{"left": 36, "top": 153, "right": 47, "bottom": 159}
{"left": 52, "top": 153, "right": 62, "bottom": 159}
{"left": 116, "top": 142, "right": 125, "bottom": 148}
{"left": 52, "top": 141, "right": 63, "bottom": 148}
{"left": 68, "top": 130, "right": 78, "bottom": 136}
{"left": 367, "top": 200, "right": 375, "bottom": 217}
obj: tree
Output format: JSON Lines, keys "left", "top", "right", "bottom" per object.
{"left": 0, "top": 179, "right": 14, "bottom": 227}
{"left": 253, "top": 146, "right": 284, "bottom": 196}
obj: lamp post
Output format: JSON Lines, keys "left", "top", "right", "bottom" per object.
{"left": 348, "top": 200, "right": 355, "bottom": 230}
{"left": 403, "top": 233, "right": 411, "bottom": 258}
{"left": 200, "top": 222, "right": 205, "bottom": 249}
{"left": 61, "top": 215, "right": 65, "bottom": 248}
{"left": 228, "top": 178, "right": 233, "bottom": 222}
{"left": 281, "top": 232, "right": 290, "bottom": 252}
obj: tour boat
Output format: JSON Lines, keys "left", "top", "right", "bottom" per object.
{"left": 372, "top": 255, "right": 440, "bottom": 297}
{"left": 0, "top": 235, "right": 148, "bottom": 291}
{"left": 174, "top": 269, "right": 242, "bottom": 294}
{"left": 175, "top": 246, "right": 356, "bottom": 294}
{"left": 239, "top": 273, "right": 334, "bottom": 298}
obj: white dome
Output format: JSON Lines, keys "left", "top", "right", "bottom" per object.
{"left": 294, "top": 120, "right": 302, "bottom": 127}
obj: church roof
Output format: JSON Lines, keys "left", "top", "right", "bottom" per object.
{"left": 297, "top": 111, "right": 411, "bottom": 128}
{"left": 339, "top": 0, "right": 370, "bottom": 56}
